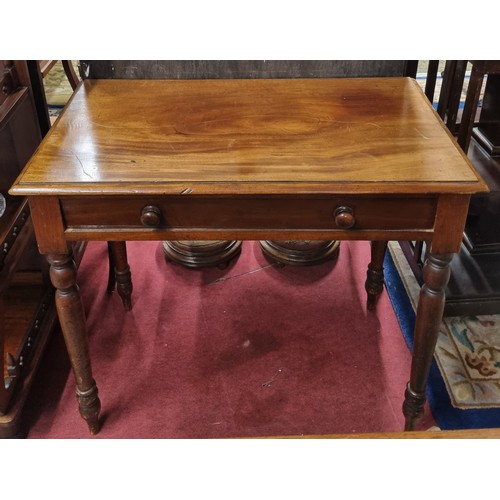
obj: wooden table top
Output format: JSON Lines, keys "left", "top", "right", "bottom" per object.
{"left": 11, "top": 77, "right": 487, "bottom": 197}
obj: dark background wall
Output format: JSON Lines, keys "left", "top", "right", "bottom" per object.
{"left": 80, "top": 60, "right": 411, "bottom": 80}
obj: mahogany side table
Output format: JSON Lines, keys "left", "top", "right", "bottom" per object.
{"left": 10, "top": 77, "right": 487, "bottom": 434}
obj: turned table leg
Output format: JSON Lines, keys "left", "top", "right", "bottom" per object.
{"left": 107, "top": 241, "right": 133, "bottom": 311}
{"left": 403, "top": 252, "right": 452, "bottom": 431}
{"left": 365, "top": 240, "right": 388, "bottom": 310}
{"left": 48, "top": 253, "right": 101, "bottom": 434}
{"left": 106, "top": 242, "right": 116, "bottom": 293}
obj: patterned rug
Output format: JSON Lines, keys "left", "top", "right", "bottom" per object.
{"left": 43, "top": 61, "right": 77, "bottom": 106}
{"left": 386, "top": 242, "right": 500, "bottom": 429}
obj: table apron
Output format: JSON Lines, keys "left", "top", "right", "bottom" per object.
{"left": 60, "top": 195, "right": 438, "bottom": 240}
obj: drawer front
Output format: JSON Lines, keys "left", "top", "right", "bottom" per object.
{"left": 61, "top": 195, "right": 438, "bottom": 233}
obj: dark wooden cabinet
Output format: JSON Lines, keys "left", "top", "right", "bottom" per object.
{"left": 0, "top": 60, "right": 59, "bottom": 437}
{"left": 473, "top": 73, "right": 500, "bottom": 156}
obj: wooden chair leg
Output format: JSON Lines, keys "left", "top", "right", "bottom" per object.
{"left": 457, "top": 65, "right": 485, "bottom": 152}
{"left": 61, "top": 61, "right": 80, "bottom": 90}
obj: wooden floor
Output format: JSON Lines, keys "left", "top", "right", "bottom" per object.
{"left": 284, "top": 427, "right": 500, "bottom": 438}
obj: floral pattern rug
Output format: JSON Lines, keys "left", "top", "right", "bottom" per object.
{"left": 43, "top": 61, "right": 78, "bottom": 106}
{"left": 388, "top": 242, "right": 500, "bottom": 409}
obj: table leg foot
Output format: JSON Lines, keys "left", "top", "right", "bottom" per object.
{"left": 115, "top": 269, "right": 133, "bottom": 311}
{"left": 108, "top": 241, "right": 133, "bottom": 311}
{"left": 402, "top": 383, "right": 426, "bottom": 431}
{"left": 365, "top": 241, "right": 388, "bottom": 310}
{"left": 76, "top": 381, "right": 101, "bottom": 435}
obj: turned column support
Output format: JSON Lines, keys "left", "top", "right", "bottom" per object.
{"left": 403, "top": 252, "right": 453, "bottom": 431}
{"left": 47, "top": 253, "right": 101, "bottom": 434}
{"left": 259, "top": 240, "right": 340, "bottom": 266}
{"left": 107, "top": 241, "right": 133, "bottom": 311}
{"left": 365, "top": 240, "right": 388, "bottom": 311}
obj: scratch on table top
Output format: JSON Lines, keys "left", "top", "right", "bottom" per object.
{"left": 332, "top": 119, "right": 382, "bottom": 129}
{"left": 174, "top": 127, "right": 190, "bottom": 136}
{"left": 180, "top": 187, "right": 193, "bottom": 195}
{"left": 414, "top": 127, "right": 430, "bottom": 139}
{"left": 74, "top": 154, "right": 94, "bottom": 179}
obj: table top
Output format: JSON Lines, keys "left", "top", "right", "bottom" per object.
{"left": 11, "top": 77, "right": 487, "bottom": 197}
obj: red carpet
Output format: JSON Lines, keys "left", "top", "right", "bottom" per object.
{"left": 24, "top": 240, "right": 435, "bottom": 438}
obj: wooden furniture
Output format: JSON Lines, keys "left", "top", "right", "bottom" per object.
{"left": 400, "top": 61, "right": 500, "bottom": 315}
{"left": 0, "top": 61, "right": 119, "bottom": 438}
{"left": 435, "top": 61, "right": 469, "bottom": 134}
{"left": 32, "top": 61, "right": 131, "bottom": 308}
{"left": 473, "top": 71, "right": 500, "bottom": 156}
{"left": 9, "top": 77, "right": 487, "bottom": 435}
{"left": 284, "top": 427, "right": 500, "bottom": 439}
{"left": 82, "top": 60, "right": 413, "bottom": 268}
{"left": 458, "top": 61, "right": 500, "bottom": 153}
{"left": 39, "top": 60, "right": 79, "bottom": 89}
{"left": 22, "top": 61, "right": 80, "bottom": 139}
{"left": 0, "top": 60, "right": 59, "bottom": 437}
{"left": 162, "top": 239, "right": 242, "bottom": 269}
{"left": 259, "top": 239, "right": 340, "bottom": 266}
{"left": 448, "top": 61, "right": 500, "bottom": 315}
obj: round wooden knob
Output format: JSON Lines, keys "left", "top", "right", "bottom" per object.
{"left": 334, "top": 206, "right": 355, "bottom": 229}
{"left": 141, "top": 205, "right": 162, "bottom": 227}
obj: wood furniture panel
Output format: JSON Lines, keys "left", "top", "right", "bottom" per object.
{"left": 60, "top": 195, "right": 438, "bottom": 233}
{"left": 458, "top": 61, "right": 500, "bottom": 152}
{"left": 81, "top": 60, "right": 414, "bottom": 268}
{"left": 0, "top": 60, "right": 55, "bottom": 437}
{"left": 282, "top": 427, "right": 500, "bottom": 439}
{"left": 10, "top": 77, "right": 487, "bottom": 435}
{"left": 474, "top": 73, "right": 500, "bottom": 155}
